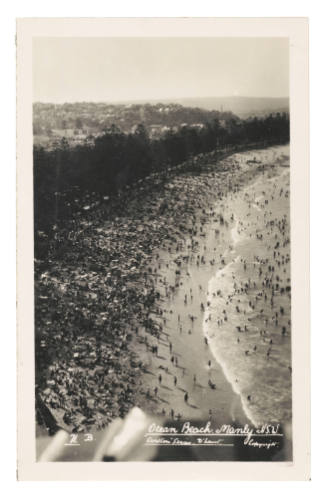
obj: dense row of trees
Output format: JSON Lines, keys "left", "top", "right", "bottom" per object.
{"left": 34, "top": 113, "right": 289, "bottom": 234}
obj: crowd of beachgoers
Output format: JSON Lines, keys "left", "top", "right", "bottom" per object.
{"left": 35, "top": 144, "right": 291, "bottom": 434}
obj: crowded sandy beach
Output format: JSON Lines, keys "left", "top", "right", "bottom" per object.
{"left": 133, "top": 145, "right": 291, "bottom": 429}
{"left": 35, "top": 144, "right": 291, "bottom": 438}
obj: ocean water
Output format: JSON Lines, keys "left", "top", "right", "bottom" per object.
{"left": 203, "top": 165, "right": 292, "bottom": 427}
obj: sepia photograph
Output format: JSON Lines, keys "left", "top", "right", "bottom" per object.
{"left": 16, "top": 17, "right": 309, "bottom": 480}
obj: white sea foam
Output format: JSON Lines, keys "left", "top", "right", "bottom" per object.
{"left": 203, "top": 259, "right": 260, "bottom": 426}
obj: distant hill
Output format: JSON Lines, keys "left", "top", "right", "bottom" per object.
{"left": 33, "top": 101, "right": 237, "bottom": 145}
{"left": 116, "top": 96, "right": 289, "bottom": 119}
{"left": 33, "top": 97, "right": 289, "bottom": 149}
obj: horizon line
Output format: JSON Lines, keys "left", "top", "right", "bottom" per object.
{"left": 33, "top": 95, "right": 290, "bottom": 105}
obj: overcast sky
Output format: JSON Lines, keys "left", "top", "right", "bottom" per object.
{"left": 33, "top": 37, "right": 289, "bottom": 103}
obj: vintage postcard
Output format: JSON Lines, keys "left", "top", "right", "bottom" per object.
{"left": 17, "top": 17, "right": 310, "bottom": 480}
